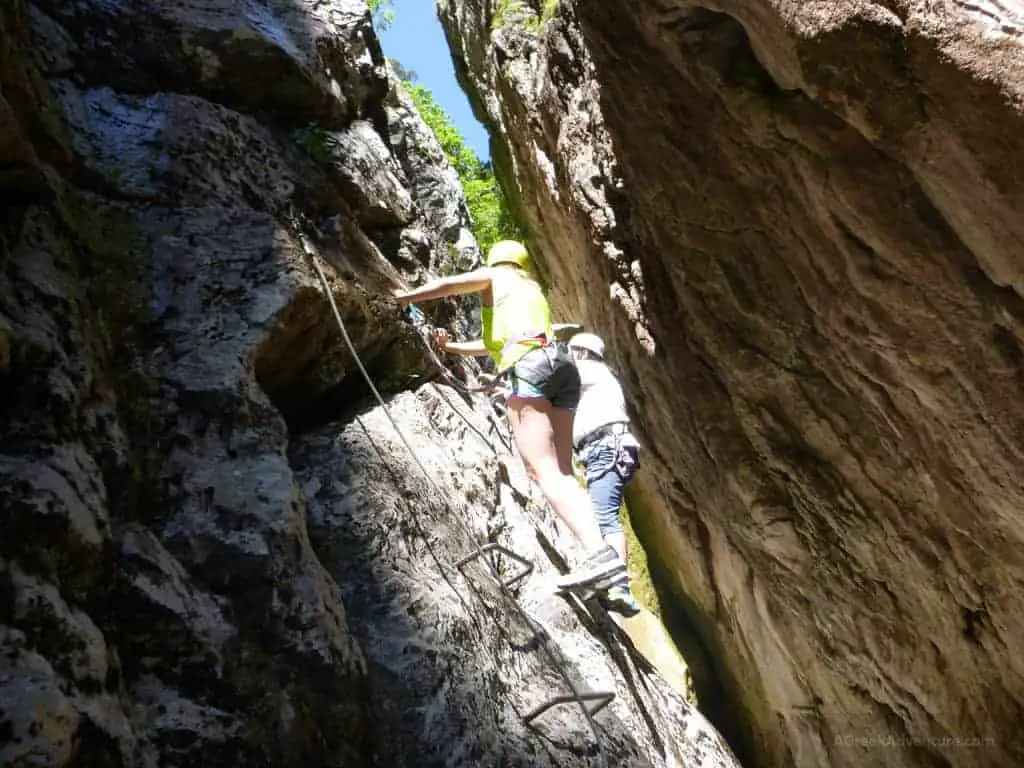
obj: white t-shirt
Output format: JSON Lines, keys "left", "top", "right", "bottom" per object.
{"left": 573, "top": 359, "right": 630, "bottom": 446}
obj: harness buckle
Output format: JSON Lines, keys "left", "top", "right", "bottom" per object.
{"left": 575, "top": 421, "right": 629, "bottom": 453}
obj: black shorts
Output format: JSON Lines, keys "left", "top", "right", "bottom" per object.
{"left": 506, "top": 343, "right": 581, "bottom": 409}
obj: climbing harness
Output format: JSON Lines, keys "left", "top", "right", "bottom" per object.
{"left": 576, "top": 422, "right": 641, "bottom": 486}
{"left": 574, "top": 421, "right": 630, "bottom": 453}
{"left": 306, "top": 246, "right": 614, "bottom": 766}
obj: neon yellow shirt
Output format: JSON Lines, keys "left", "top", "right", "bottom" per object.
{"left": 481, "top": 267, "right": 552, "bottom": 372}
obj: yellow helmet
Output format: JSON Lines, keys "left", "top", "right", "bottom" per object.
{"left": 486, "top": 240, "right": 530, "bottom": 269}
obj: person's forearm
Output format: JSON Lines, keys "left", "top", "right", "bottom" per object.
{"left": 394, "top": 271, "right": 490, "bottom": 304}
{"left": 394, "top": 277, "right": 458, "bottom": 304}
{"left": 443, "top": 339, "right": 488, "bottom": 356}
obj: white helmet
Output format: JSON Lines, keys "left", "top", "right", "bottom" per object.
{"left": 568, "top": 332, "right": 605, "bottom": 359}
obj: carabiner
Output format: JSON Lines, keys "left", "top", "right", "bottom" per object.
{"left": 402, "top": 304, "right": 427, "bottom": 328}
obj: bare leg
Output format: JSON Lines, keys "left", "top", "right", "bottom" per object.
{"left": 506, "top": 396, "right": 606, "bottom": 552}
{"left": 548, "top": 406, "right": 576, "bottom": 476}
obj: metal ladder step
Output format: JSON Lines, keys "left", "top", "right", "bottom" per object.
{"left": 455, "top": 542, "right": 616, "bottom": 728}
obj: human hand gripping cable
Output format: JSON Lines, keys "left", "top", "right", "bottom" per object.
{"left": 424, "top": 324, "right": 487, "bottom": 357}
{"left": 396, "top": 303, "right": 451, "bottom": 354}
{"left": 396, "top": 304, "right": 495, "bottom": 396}
{"left": 432, "top": 327, "right": 451, "bottom": 352}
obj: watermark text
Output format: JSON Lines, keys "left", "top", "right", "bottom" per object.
{"left": 834, "top": 734, "right": 997, "bottom": 749}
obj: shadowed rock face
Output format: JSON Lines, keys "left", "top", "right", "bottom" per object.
{"left": 0, "top": 0, "right": 451, "bottom": 762}
{"left": 440, "top": 1, "right": 1024, "bottom": 766}
{"left": 0, "top": 0, "right": 739, "bottom": 765}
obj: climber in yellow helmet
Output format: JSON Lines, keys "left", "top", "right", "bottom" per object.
{"left": 393, "top": 240, "right": 627, "bottom": 593}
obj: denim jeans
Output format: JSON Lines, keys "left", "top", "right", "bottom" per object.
{"left": 580, "top": 433, "right": 640, "bottom": 537}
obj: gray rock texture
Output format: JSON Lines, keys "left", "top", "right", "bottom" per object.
{"left": 0, "top": 0, "right": 735, "bottom": 765}
{"left": 292, "top": 386, "right": 737, "bottom": 767}
{"left": 439, "top": 1, "right": 1024, "bottom": 767}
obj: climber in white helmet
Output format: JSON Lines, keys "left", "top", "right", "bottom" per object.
{"left": 567, "top": 331, "right": 643, "bottom": 616}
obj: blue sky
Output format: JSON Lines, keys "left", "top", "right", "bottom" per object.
{"left": 377, "top": 1, "right": 491, "bottom": 160}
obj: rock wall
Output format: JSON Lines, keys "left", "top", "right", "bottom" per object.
{"left": 0, "top": 0, "right": 737, "bottom": 765}
{"left": 439, "top": 1, "right": 1024, "bottom": 767}
{"left": 292, "top": 386, "right": 737, "bottom": 767}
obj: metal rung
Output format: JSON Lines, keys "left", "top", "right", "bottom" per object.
{"left": 523, "top": 690, "right": 615, "bottom": 725}
{"left": 455, "top": 543, "right": 534, "bottom": 589}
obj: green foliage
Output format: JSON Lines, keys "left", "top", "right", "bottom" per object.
{"left": 541, "top": 0, "right": 560, "bottom": 24}
{"left": 406, "top": 83, "right": 480, "bottom": 178}
{"left": 291, "top": 123, "right": 338, "bottom": 164}
{"left": 492, "top": 0, "right": 559, "bottom": 33}
{"left": 492, "top": 0, "right": 535, "bottom": 31}
{"left": 367, "top": 0, "right": 396, "bottom": 31}
{"left": 388, "top": 57, "right": 418, "bottom": 83}
{"left": 403, "top": 81, "right": 522, "bottom": 255}
{"left": 463, "top": 176, "right": 521, "bottom": 258}
{"left": 620, "top": 500, "right": 661, "bottom": 616}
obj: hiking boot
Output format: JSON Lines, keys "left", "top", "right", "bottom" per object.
{"left": 555, "top": 545, "right": 627, "bottom": 592}
{"left": 601, "top": 584, "right": 642, "bottom": 617}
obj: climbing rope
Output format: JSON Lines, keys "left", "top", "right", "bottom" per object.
{"left": 430, "top": 381, "right": 502, "bottom": 455}
{"left": 304, "top": 244, "right": 610, "bottom": 767}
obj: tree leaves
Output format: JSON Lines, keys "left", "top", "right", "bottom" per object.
{"left": 402, "top": 81, "right": 523, "bottom": 255}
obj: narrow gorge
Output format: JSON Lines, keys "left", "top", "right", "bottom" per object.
{"left": 0, "top": 0, "right": 732, "bottom": 766}
{"left": 2, "top": 0, "right": 1023, "bottom": 767}
{"left": 440, "top": 0, "right": 1024, "bottom": 767}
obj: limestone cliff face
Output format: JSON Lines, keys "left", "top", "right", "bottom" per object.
{"left": 0, "top": 0, "right": 737, "bottom": 765}
{"left": 440, "top": 1, "right": 1024, "bottom": 767}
